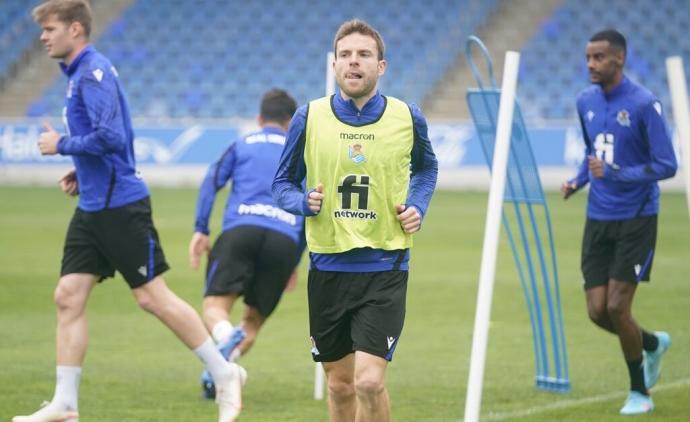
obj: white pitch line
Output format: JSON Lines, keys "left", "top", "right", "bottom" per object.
{"left": 482, "top": 377, "right": 690, "bottom": 421}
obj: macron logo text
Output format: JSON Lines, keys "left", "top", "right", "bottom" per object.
{"left": 340, "top": 133, "right": 375, "bottom": 141}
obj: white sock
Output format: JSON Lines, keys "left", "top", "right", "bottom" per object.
{"left": 194, "top": 337, "right": 232, "bottom": 382}
{"left": 211, "top": 320, "right": 234, "bottom": 344}
{"left": 52, "top": 366, "right": 81, "bottom": 411}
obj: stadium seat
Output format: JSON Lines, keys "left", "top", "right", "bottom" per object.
{"left": 29, "top": 0, "right": 497, "bottom": 118}
{"left": 519, "top": 0, "right": 690, "bottom": 120}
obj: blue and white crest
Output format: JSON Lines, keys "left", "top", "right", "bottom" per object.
{"left": 348, "top": 143, "right": 366, "bottom": 164}
{"left": 617, "top": 109, "right": 631, "bottom": 127}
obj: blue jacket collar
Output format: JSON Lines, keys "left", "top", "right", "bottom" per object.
{"left": 60, "top": 45, "right": 94, "bottom": 77}
{"left": 334, "top": 90, "right": 384, "bottom": 114}
{"left": 602, "top": 75, "right": 630, "bottom": 100}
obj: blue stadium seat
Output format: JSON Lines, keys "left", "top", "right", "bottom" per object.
{"left": 31, "top": 0, "right": 497, "bottom": 118}
{"left": 0, "top": 0, "right": 42, "bottom": 82}
{"left": 519, "top": 0, "right": 690, "bottom": 120}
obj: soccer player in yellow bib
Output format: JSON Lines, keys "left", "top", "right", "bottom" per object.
{"left": 273, "top": 19, "right": 438, "bottom": 421}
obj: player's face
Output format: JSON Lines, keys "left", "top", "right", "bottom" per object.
{"left": 39, "top": 14, "right": 76, "bottom": 61}
{"left": 334, "top": 32, "right": 386, "bottom": 101}
{"left": 585, "top": 40, "right": 623, "bottom": 87}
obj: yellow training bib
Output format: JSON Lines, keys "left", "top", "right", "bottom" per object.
{"left": 304, "top": 95, "right": 414, "bottom": 253}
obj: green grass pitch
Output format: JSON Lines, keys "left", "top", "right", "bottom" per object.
{"left": 1, "top": 186, "right": 688, "bottom": 421}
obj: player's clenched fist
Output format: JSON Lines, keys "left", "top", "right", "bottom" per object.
{"left": 308, "top": 183, "right": 324, "bottom": 214}
{"left": 59, "top": 169, "right": 79, "bottom": 196}
{"left": 396, "top": 204, "right": 421, "bottom": 233}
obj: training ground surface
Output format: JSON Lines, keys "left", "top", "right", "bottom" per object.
{"left": 1, "top": 187, "right": 688, "bottom": 421}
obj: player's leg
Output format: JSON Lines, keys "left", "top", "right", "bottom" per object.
{"left": 585, "top": 285, "right": 615, "bottom": 332}
{"left": 350, "top": 270, "right": 407, "bottom": 422}
{"left": 354, "top": 351, "right": 389, "bottom": 422}
{"left": 106, "top": 198, "right": 242, "bottom": 420}
{"left": 611, "top": 215, "right": 670, "bottom": 389}
{"left": 238, "top": 228, "right": 298, "bottom": 355}
{"left": 237, "top": 306, "right": 265, "bottom": 355}
{"left": 14, "top": 207, "right": 107, "bottom": 421}
{"left": 202, "top": 229, "right": 254, "bottom": 358}
{"left": 12, "top": 274, "right": 97, "bottom": 422}
{"left": 132, "top": 275, "right": 211, "bottom": 346}
{"left": 308, "top": 270, "right": 357, "bottom": 421}
{"left": 323, "top": 354, "right": 356, "bottom": 422}
{"left": 610, "top": 216, "right": 660, "bottom": 415}
{"left": 198, "top": 228, "right": 260, "bottom": 399}
{"left": 606, "top": 279, "right": 644, "bottom": 381}
{"left": 203, "top": 295, "right": 238, "bottom": 340}
{"left": 608, "top": 278, "right": 654, "bottom": 415}
{"left": 581, "top": 218, "right": 616, "bottom": 332}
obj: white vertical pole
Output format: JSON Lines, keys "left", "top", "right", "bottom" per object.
{"left": 313, "top": 51, "right": 336, "bottom": 402}
{"left": 666, "top": 56, "right": 690, "bottom": 219}
{"left": 326, "top": 51, "right": 336, "bottom": 98}
{"left": 463, "top": 51, "right": 521, "bottom": 422}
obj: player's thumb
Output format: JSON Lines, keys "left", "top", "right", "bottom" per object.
{"left": 42, "top": 119, "right": 55, "bottom": 132}
{"left": 315, "top": 183, "right": 324, "bottom": 193}
{"left": 396, "top": 204, "right": 406, "bottom": 214}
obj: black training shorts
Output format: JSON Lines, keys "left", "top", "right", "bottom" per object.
{"left": 308, "top": 270, "right": 408, "bottom": 363}
{"left": 204, "top": 225, "right": 298, "bottom": 317}
{"left": 61, "top": 197, "right": 169, "bottom": 289}
{"left": 581, "top": 215, "right": 657, "bottom": 289}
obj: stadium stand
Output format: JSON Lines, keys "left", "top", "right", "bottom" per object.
{"left": 518, "top": 0, "right": 690, "bottom": 121}
{"left": 0, "top": 0, "right": 42, "bottom": 87}
{"left": 27, "top": 0, "right": 497, "bottom": 118}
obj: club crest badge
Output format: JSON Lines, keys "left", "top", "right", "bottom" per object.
{"left": 616, "top": 109, "right": 631, "bottom": 127}
{"left": 348, "top": 143, "right": 366, "bottom": 164}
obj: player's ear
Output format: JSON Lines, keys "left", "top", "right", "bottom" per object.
{"left": 378, "top": 59, "right": 387, "bottom": 76}
{"left": 69, "top": 21, "right": 81, "bottom": 38}
{"left": 615, "top": 48, "right": 625, "bottom": 67}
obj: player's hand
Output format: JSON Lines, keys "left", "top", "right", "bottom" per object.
{"left": 37, "top": 120, "right": 61, "bottom": 155}
{"left": 188, "top": 232, "right": 210, "bottom": 270}
{"left": 588, "top": 155, "right": 605, "bottom": 179}
{"left": 396, "top": 204, "right": 421, "bottom": 233}
{"left": 560, "top": 181, "right": 577, "bottom": 200}
{"left": 284, "top": 269, "right": 298, "bottom": 292}
{"left": 59, "top": 169, "right": 79, "bottom": 196}
{"left": 308, "top": 183, "right": 324, "bottom": 214}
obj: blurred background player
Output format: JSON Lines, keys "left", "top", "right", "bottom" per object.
{"left": 189, "top": 88, "right": 305, "bottom": 399}
{"left": 561, "top": 29, "right": 677, "bottom": 415}
{"left": 273, "top": 19, "right": 438, "bottom": 421}
{"left": 15, "top": 1, "right": 242, "bottom": 421}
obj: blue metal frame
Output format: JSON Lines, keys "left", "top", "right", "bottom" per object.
{"left": 464, "top": 36, "right": 570, "bottom": 392}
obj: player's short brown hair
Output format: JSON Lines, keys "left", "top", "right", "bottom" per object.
{"left": 333, "top": 19, "right": 385, "bottom": 60}
{"left": 33, "top": 0, "right": 92, "bottom": 37}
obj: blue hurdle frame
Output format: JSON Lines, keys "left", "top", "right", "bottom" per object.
{"left": 464, "top": 36, "right": 570, "bottom": 392}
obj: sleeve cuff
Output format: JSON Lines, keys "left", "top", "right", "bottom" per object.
{"left": 302, "top": 190, "right": 318, "bottom": 216}
{"left": 56, "top": 135, "right": 68, "bottom": 155}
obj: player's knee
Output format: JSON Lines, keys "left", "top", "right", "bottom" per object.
{"left": 606, "top": 300, "right": 629, "bottom": 322}
{"left": 54, "top": 283, "right": 83, "bottom": 312}
{"left": 354, "top": 376, "right": 385, "bottom": 399}
{"left": 328, "top": 377, "right": 355, "bottom": 401}
{"left": 134, "top": 291, "right": 159, "bottom": 314}
{"left": 587, "top": 305, "right": 607, "bottom": 325}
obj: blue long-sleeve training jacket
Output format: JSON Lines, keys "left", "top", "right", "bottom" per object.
{"left": 194, "top": 126, "right": 304, "bottom": 246}
{"left": 57, "top": 45, "right": 148, "bottom": 211}
{"left": 571, "top": 76, "right": 677, "bottom": 220}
